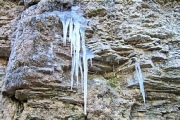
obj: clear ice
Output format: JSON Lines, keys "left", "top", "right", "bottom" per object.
{"left": 135, "top": 62, "right": 146, "bottom": 103}
{"left": 51, "top": 6, "right": 93, "bottom": 115}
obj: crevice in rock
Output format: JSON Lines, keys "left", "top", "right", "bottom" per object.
{"left": 1, "top": 94, "right": 25, "bottom": 119}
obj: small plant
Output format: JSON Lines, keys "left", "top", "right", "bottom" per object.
{"left": 107, "top": 77, "right": 118, "bottom": 88}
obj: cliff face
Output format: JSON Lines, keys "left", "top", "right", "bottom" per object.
{"left": 0, "top": 0, "right": 180, "bottom": 119}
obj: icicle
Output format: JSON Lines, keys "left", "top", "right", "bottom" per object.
{"left": 90, "top": 58, "right": 93, "bottom": 66}
{"left": 74, "top": 22, "right": 81, "bottom": 87}
{"left": 56, "top": 6, "right": 92, "bottom": 115}
{"left": 83, "top": 55, "right": 88, "bottom": 115}
{"left": 80, "top": 29, "right": 95, "bottom": 115}
{"left": 86, "top": 48, "right": 94, "bottom": 59}
{"left": 80, "top": 26, "right": 88, "bottom": 115}
{"left": 135, "top": 61, "right": 145, "bottom": 103}
{"left": 71, "top": 56, "right": 75, "bottom": 90}
{"left": 69, "top": 18, "right": 73, "bottom": 56}
{"left": 59, "top": 14, "right": 70, "bottom": 46}
{"left": 86, "top": 48, "right": 94, "bottom": 65}
{"left": 79, "top": 57, "right": 84, "bottom": 92}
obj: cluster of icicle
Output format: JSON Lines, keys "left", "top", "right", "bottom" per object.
{"left": 135, "top": 60, "right": 145, "bottom": 103}
{"left": 53, "top": 6, "right": 94, "bottom": 115}
{"left": 49, "top": 5, "right": 145, "bottom": 115}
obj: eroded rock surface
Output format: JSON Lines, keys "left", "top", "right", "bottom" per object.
{"left": 0, "top": 0, "right": 180, "bottom": 119}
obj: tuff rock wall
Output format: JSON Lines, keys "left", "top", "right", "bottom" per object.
{"left": 0, "top": 0, "right": 180, "bottom": 119}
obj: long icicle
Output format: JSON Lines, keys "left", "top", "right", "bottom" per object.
{"left": 63, "top": 16, "right": 70, "bottom": 46}
{"left": 79, "top": 57, "right": 84, "bottom": 92}
{"left": 69, "top": 18, "right": 73, "bottom": 56}
{"left": 74, "top": 22, "right": 81, "bottom": 87}
{"left": 57, "top": 7, "right": 92, "bottom": 115}
{"left": 71, "top": 56, "right": 75, "bottom": 90}
{"left": 135, "top": 61, "right": 145, "bottom": 103}
{"left": 80, "top": 26, "right": 87, "bottom": 115}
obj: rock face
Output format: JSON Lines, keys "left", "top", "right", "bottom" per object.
{"left": 0, "top": 0, "right": 180, "bottom": 119}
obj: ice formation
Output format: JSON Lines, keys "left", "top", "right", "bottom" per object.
{"left": 135, "top": 61, "right": 145, "bottom": 103}
{"left": 54, "top": 6, "right": 93, "bottom": 115}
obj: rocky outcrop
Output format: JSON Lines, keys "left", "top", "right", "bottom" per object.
{"left": 0, "top": 0, "right": 180, "bottom": 119}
